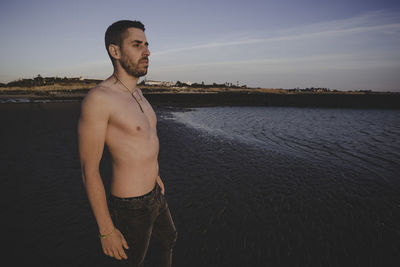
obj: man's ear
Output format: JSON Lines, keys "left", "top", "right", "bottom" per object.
{"left": 108, "top": 44, "right": 121, "bottom": 60}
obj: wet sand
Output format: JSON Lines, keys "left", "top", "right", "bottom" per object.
{"left": 1, "top": 101, "right": 400, "bottom": 267}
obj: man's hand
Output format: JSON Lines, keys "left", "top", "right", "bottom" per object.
{"left": 100, "top": 228, "right": 129, "bottom": 260}
{"left": 156, "top": 175, "right": 165, "bottom": 195}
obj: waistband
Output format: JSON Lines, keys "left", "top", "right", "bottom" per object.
{"left": 109, "top": 183, "right": 160, "bottom": 209}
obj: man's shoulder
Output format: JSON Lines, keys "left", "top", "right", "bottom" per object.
{"left": 83, "top": 83, "right": 113, "bottom": 104}
{"left": 80, "top": 83, "right": 114, "bottom": 115}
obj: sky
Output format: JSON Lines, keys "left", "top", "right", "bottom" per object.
{"left": 1, "top": 0, "right": 399, "bottom": 92}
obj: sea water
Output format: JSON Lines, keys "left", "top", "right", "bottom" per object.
{"left": 169, "top": 106, "right": 400, "bottom": 181}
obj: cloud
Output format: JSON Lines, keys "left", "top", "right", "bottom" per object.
{"left": 151, "top": 52, "right": 400, "bottom": 72}
{"left": 151, "top": 10, "right": 400, "bottom": 57}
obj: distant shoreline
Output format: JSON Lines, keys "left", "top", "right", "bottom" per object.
{"left": 1, "top": 86, "right": 399, "bottom": 108}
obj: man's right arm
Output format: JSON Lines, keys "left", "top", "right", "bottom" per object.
{"left": 77, "top": 89, "right": 128, "bottom": 260}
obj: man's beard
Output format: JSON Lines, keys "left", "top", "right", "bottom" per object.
{"left": 120, "top": 55, "right": 148, "bottom": 78}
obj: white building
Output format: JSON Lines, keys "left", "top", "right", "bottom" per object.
{"left": 144, "top": 80, "right": 174, "bottom": 87}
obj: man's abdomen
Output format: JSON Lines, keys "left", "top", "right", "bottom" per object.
{"left": 110, "top": 159, "right": 159, "bottom": 198}
{"left": 109, "top": 139, "right": 159, "bottom": 197}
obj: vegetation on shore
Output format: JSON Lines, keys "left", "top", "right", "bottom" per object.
{"left": 0, "top": 75, "right": 397, "bottom": 97}
{"left": 1, "top": 76, "right": 399, "bottom": 108}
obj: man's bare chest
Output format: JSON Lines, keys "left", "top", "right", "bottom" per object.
{"left": 108, "top": 94, "right": 157, "bottom": 137}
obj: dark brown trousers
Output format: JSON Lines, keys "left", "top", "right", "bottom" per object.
{"left": 109, "top": 183, "right": 178, "bottom": 267}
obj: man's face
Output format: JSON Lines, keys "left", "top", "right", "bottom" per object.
{"left": 119, "top": 28, "right": 150, "bottom": 78}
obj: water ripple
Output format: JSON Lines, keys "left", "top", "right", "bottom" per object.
{"left": 171, "top": 106, "right": 400, "bottom": 179}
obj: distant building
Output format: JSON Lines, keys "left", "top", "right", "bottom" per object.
{"left": 144, "top": 80, "right": 174, "bottom": 87}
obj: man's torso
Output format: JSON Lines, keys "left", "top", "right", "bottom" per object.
{"left": 95, "top": 80, "right": 159, "bottom": 197}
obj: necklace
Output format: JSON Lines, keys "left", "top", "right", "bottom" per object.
{"left": 113, "top": 74, "right": 144, "bottom": 113}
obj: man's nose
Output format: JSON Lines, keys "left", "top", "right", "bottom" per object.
{"left": 143, "top": 46, "right": 150, "bottom": 56}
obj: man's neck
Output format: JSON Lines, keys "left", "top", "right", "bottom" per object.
{"left": 113, "top": 71, "right": 139, "bottom": 92}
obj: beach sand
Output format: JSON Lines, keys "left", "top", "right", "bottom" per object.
{"left": 1, "top": 101, "right": 399, "bottom": 267}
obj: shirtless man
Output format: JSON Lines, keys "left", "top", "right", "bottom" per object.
{"left": 78, "top": 20, "right": 177, "bottom": 267}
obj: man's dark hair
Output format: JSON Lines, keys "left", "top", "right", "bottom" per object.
{"left": 105, "top": 20, "right": 145, "bottom": 66}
